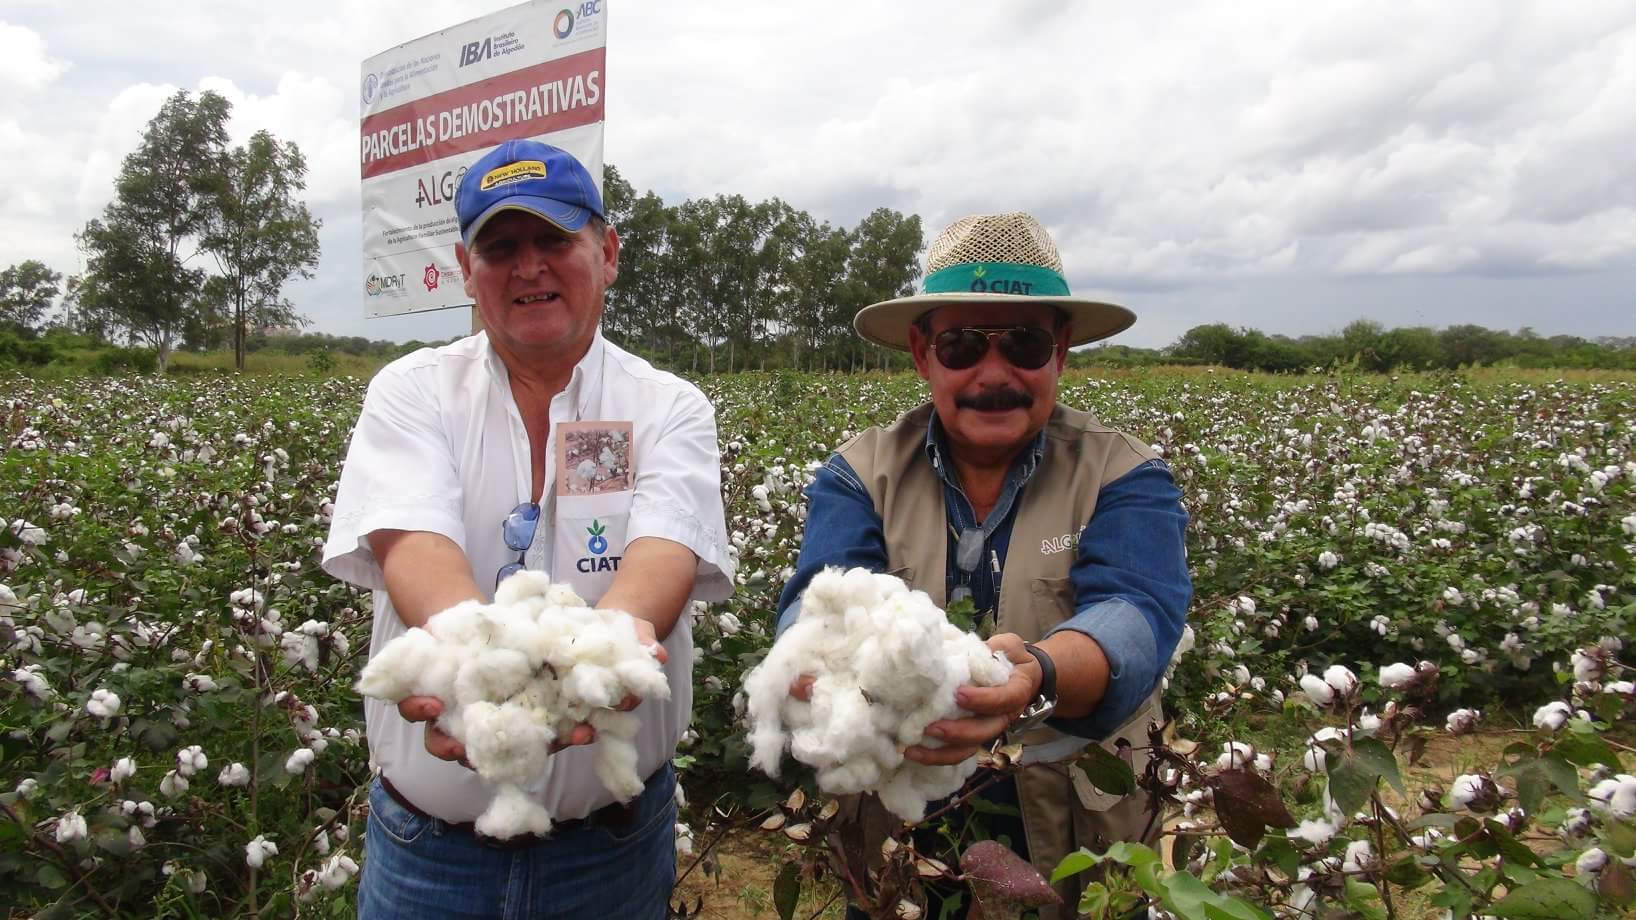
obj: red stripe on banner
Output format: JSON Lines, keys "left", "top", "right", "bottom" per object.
{"left": 360, "top": 47, "right": 605, "bottom": 180}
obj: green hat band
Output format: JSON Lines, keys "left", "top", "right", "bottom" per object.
{"left": 922, "top": 261, "right": 1070, "bottom": 297}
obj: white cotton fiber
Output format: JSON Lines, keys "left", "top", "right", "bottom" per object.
{"left": 743, "top": 567, "right": 1013, "bottom": 822}
{"left": 355, "top": 576, "right": 669, "bottom": 838}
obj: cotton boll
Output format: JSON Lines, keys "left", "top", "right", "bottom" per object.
{"left": 743, "top": 567, "right": 1013, "bottom": 822}
{"left": 354, "top": 628, "right": 442, "bottom": 700}
{"left": 1322, "top": 665, "right": 1358, "bottom": 696}
{"left": 462, "top": 701, "right": 555, "bottom": 784}
{"left": 493, "top": 570, "right": 579, "bottom": 607}
{"left": 1298, "top": 674, "right": 1335, "bottom": 706}
{"left": 476, "top": 784, "right": 554, "bottom": 839}
{"left": 354, "top": 577, "right": 668, "bottom": 839}
{"left": 588, "top": 709, "right": 644, "bottom": 800}
{"left": 1533, "top": 701, "right": 1572, "bottom": 731}
{"left": 452, "top": 647, "right": 535, "bottom": 707}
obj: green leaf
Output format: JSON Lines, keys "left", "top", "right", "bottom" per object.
{"left": 1383, "top": 856, "right": 1431, "bottom": 889}
{"left": 36, "top": 863, "right": 69, "bottom": 889}
{"left": 1497, "top": 751, "right": 1581, "bottom": 813}
{"left": 1342, "top": 879, "right": 1387, "bottom": 920}
{"left": 1155, "top": 871, "right": 1272, "bottom": 920}
{"left": 1077, "top": 882, "right": 1109, "bottom": 918}
{"left": 1078, "top": 745, "right": 1137, "bottom": 796}
{"left": 1051, "top": 849, "right": 1101, "bottom": 883}
{"left": 772, "top": 860, "right": 800, "bottom": 920}
{"left": 1101, "top": 841, "right": 1161, "bottom": 869}
{"left": 1255, "top": 837, "right": 1300, "bottom": 881}
{"left": 1603, "top": 818, "right": 1636, "bottom": 858}
{"left": 1487, "top": 876, "right": 1597, "bottom": 919}
{"left": 1549, "top": 731, "right": 1620, "bottom": 769}
{"left": 1430, "top": 883, "right": 1473, "bottom": 919}
{"left": 1484, "top": 819, "right": 1542, "bottom": 868}
{"left": 1349, "top": 738, "right": 1405, "bottom": 796}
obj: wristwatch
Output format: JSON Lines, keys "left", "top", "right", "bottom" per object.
{"left": 1010, "top": 643, "right": 1058, "bottom": 734}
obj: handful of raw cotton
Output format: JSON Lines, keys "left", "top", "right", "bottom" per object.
{"left": 743, "top": 566, "right": 1014, "bottom": 822}
{"left": 355, "top": 571, "right": 668, "bottom": 838}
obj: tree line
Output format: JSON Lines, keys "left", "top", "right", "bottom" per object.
{"left": 1146, "top": 320, "right": 1636, "bottom": 372}
{"left": 599, "top": 167, "right": 922, "bottom": 372}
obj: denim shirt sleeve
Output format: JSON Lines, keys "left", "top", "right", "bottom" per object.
{"left": 1046, "top": 459, "right": 1192, "bottom": 739}
{"left": 775, "top": 454, "right": 888, "bottom": 636}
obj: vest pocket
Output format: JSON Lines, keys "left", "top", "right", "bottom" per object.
{"left": 1029, "top": 576, "right": 1075, "bottom": 627}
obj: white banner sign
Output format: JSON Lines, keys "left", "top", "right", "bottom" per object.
{"left": 359, "top": 0, "right": 607, "bottom": 317}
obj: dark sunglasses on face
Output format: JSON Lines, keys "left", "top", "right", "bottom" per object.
{"left": 932, "top": 325, "right": 1058, "bottom": 371}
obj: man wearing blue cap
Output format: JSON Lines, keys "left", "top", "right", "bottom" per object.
{"left": 324, "top": 139, "right": 735, "bottom": 918}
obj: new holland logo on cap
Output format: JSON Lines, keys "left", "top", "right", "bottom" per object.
{"left": 479, "top": 160, "right": 547, "bottom": 191}
{"left": 455, "top": 139, "right": 606, "bottom": 246}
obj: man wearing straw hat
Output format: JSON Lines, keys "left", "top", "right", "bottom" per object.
{"left": 776, "top": 212, "right": 1192, "bottom": 918}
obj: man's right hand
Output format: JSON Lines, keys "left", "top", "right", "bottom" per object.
{"left": 398, "top": 696, "right": 598, "bottom": 767}
{"left": 788, "top": 674, "right": 815, "bottom": 701}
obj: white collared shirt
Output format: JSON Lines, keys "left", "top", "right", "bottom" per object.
{"left": 323, "top": 330, "right": 734, "bottom": 822}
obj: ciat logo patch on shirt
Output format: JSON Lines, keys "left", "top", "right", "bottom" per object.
{"left": 578, "top": 519, "right": 620, "bottom": 573}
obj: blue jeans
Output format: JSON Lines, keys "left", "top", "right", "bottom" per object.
{"left": 359, "top": 765, "right": 677, "bottom": 919}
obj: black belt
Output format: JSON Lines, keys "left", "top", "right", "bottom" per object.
{"left": 379, "top": 774, "right": 644, "bottom": 849}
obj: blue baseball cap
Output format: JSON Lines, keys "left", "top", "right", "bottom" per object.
{"left": 455, "top": 139, "right": 605, "bottom": 247}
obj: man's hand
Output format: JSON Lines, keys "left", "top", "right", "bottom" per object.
{"left": 788, "top": 674, "right": 816, "bottom": 701}
{"left": 398, "top": 617, "right": 670, "bottom": 768}
{"left": 903, "top": 633, "right": 1042, "bottom": 766}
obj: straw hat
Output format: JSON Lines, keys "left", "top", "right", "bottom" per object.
{"left": 853, "top": 212, "right": 1134, "bottom": 350}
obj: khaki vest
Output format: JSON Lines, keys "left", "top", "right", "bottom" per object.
{"left": 837, "top": 402, "right": 1166, "bottom": 918}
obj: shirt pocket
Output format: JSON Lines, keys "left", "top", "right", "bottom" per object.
{"left": 553, "top": 489, "right": 636, "bottom": 604}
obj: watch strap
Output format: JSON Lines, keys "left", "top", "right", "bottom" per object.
{"left": 1022, "top": 642, "right": 1057, "bottom": 703}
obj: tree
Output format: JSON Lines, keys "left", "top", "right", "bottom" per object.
{"left": 0, "top": 260, "right": 61, "bottom": 335}
{"left": 72, "top": 90, "right": 230, "bottom": 370}
{"left": 201, "top": 129, "right": 320, "bottom": 370}
{"left": 1171, "top": 323, "right": 1251, "bottom": 367}
{"left": 844, "top": 208, "right": 923, "bottom": 370}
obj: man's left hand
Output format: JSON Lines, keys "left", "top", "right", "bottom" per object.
{"left": 903, "top": 633, "right": 1041, "bottom": 766}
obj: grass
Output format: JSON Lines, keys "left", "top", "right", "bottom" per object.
{"left": 164, "top": 348, "right": 393, "bottom": 377}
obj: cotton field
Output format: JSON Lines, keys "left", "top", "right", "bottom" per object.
{"left": 2, "top": 368, "right": 1633, "bottom": 917}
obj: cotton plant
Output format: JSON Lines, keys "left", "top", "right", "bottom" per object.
{"left": 355, "top": 571, "right": 669, "bottom": 838}
{"left": 742, "top": 566, "right": 1013, "bottom": 822}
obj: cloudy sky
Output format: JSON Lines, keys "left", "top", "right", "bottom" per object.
{"left": 2, "top": 1, "right": 1633, "bottom": 349}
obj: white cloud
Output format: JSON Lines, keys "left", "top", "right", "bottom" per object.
{"left": 0, "top": 21, "right": 67, "bottom": 93}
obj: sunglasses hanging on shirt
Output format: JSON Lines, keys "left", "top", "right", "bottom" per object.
{"left": 932, "top": 326, "right": 1058, "bottom": 371}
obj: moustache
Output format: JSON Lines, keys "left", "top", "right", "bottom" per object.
{"left": 956, "top": 388, "right": 1034, "bottom": 411}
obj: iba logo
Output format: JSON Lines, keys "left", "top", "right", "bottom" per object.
{"left": 423, "top": 264, "right": 440, "bottom": 292}
{"left": 578, "top": 520, "right": 620, "bottom": 573}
